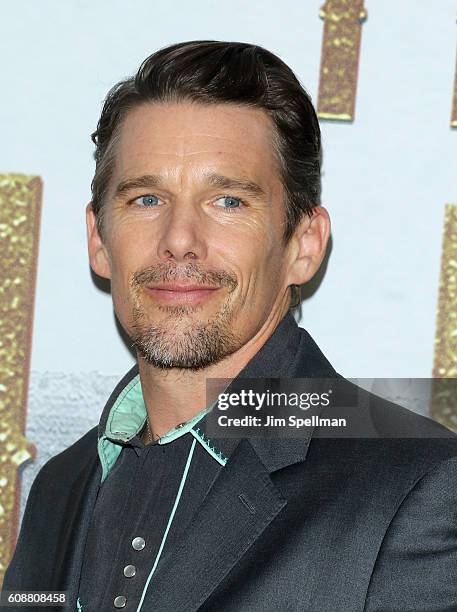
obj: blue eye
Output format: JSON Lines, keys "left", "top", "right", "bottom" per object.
{"left": 136, "top": 195, "right": 159, "bottom": 206}
{"left": 216, "top": 196, "right": 242, "bottom": 209}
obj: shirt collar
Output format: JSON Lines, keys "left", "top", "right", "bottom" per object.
{"left": 97, "top": 373, "right": 228, "bottom": 482}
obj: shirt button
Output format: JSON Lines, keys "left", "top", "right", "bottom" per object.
{"left": 132, "top": 536, "right": 145, "bottom": 550}
{"left": 124, "top": 564, "right": 136, "bottom": 578}
{"left": 113, "top": 595, "right": 127, "bottom": 608}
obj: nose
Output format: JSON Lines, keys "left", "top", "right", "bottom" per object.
{"left": 156, "top": 198, "right": 207, "bottom": 263}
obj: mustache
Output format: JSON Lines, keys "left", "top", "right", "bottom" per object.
{"left": 131, "top": 262, "right": 238, "bottom": 290}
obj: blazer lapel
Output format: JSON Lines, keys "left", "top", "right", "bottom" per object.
{"left": 141, "top": 435, "right": 311, "bottom": 611}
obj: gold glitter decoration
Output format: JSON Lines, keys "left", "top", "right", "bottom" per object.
{"left": 431, "top": 204, "right": 457, "bottom": 432}
{"left": 0, "top": 174, "right": 41, "bottom": 585}
{"left": 317, "top": 0, "right": 367, "bottom": 121}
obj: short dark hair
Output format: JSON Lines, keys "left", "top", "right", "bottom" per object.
{"left": 91, "top": 40, "right": 321, "bottom": 244}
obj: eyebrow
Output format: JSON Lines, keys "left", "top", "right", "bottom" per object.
{"left": 204, "top": 172, "right": 266, "bottom": 199}
{"left": 114, "top": 174, "right": 164, "bottom": 198}
{"left": 114, "top": 172, "right": 266, "bottom": 199}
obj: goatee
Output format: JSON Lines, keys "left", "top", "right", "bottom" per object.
{"left": 129, "top": 263, "right": 241, "bottom": 370}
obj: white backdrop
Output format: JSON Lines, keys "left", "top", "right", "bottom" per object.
{"left": 0, "top": 1, "right": 455, "bottom": 508}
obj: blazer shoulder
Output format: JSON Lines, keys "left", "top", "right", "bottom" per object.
{"left": 363, "top": 384, "right": 456, "bottom": 440}
{"left": 36, "top": 425, "right": 99, "bottom": 487}
{"left": 338, "top": 376, "right": 457, "bottom": 468}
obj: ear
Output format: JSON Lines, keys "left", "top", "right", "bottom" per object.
{"left": 286, "top": 206, "right": 331, "bottom": 286}
{"left": 86, "top": 203, "right": 112, "bottom": 279}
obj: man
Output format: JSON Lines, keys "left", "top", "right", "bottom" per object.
{"left": 3, "top": 41, "right": 457, "bottom": 612}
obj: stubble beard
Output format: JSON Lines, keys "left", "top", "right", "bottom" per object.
{"left": 130, "top": 298, "right": 242, "bottom": 370}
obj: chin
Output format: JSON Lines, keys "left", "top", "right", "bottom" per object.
{"left": 130, "top": 306, "right": 242, "bottom": 370}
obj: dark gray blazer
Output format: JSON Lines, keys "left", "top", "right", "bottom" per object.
{"left": 3, "top": 313, "right": 457, "bottom": 611}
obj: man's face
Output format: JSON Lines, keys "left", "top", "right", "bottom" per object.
{"left": 88, "top": 101, "right": 307, "bottom": 370}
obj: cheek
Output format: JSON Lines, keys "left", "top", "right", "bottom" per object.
{"left": 212, "top": 219, "right": 285, "bottom": 272}
{"left": 213, "top": 230, "right": 285, "bottom": 297}
{"left": 108, "top": 216, "right": 156, "bottom": 269}
{"left": 252, "top": 240, "right": 290, "bottom": 298}
{"left": 109, "top": 267, "right": 132, "bottom": 313}
{"left": 213, "top": 213, "right": 274, "bottom": 257}
{"left": 107, "top": 241, "right": 146, "bottom": 308}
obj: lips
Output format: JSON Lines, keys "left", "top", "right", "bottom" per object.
{"left": 148, "top": 283, "right": 218, "bottom": 292}
{"left": 145, "top": 282, "right": 220, "bottom": 305}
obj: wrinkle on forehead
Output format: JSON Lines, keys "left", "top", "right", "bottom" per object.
{"left": 112, "top": 101, "right": 280, "bottom": 192}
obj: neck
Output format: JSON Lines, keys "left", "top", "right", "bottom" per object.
{"left": 137, "top": 307, "right": 290, "bottom": 439}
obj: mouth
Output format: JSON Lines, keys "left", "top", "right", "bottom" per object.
{"left": 145, "top": 283, "right": 221, "bottom": 305}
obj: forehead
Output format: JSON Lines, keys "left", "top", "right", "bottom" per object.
{"left": 112, "top": 101, "right": 280, "bottom": 185}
